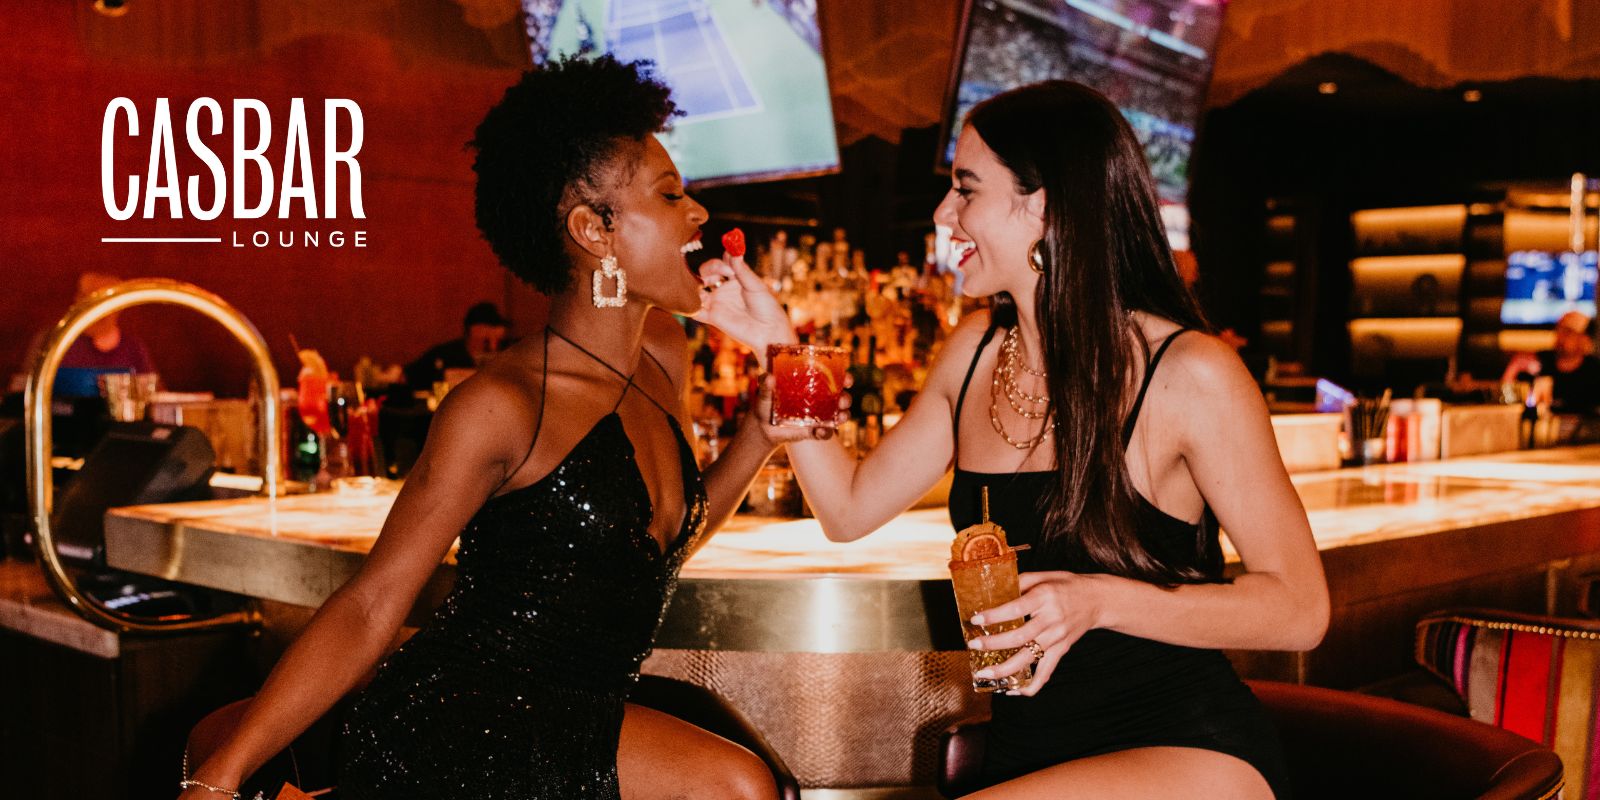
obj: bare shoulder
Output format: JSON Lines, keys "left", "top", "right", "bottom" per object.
{"left": 924, "top": 309, "right": 994, "bottom": 392}
{"left": 1155, "top": 332, "right": 1270, "bottom": 441}
{"left": 1161, "top": 331, "right": 1255, "bottom": 390}
{"left": 430, "top": 368, "right": 540, "bottom": 452}
{"left": 948, "top": 307, "right": 995, "bottom": 346}
{"left": 1158, "top": 331, "right": 1254, "bottom": 400}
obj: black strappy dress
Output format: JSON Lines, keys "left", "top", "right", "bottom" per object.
{"left": 339, "top": 330, "right": 708, "bottom": 799}
{"left": 949, "top": 322, "right": 1292, "bottom": 799}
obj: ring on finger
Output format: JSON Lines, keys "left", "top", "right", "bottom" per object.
{"left": 1023, "top": 640, "right": 1045, "bottom": 661}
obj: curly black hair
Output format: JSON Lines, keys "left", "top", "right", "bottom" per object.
{"left": 470, "top": 55, "right": 679, "bottom": 294}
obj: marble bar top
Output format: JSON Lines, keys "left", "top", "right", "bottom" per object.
{"left": 106, "top": 445, "right": 1600, "bottom": 584}
{"left": 98, "top": 445, "right": 1600, "bottom": 652}
{"left": 0, "top": 559, "right": 121, "bottom": 658}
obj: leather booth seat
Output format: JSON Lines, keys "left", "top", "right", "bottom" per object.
{"left": 937, "top": 679, "right": 1563, "bottom": 799}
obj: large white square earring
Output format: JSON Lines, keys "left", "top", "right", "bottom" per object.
{"left": 592, "top": 254, "right": 627, "bottom": 308}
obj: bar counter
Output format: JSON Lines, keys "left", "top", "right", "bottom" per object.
{"left": 97, "top": 445, "right": 1600, "bottom": 791}
{"left": 104, "top": 445, "right": 1600, "bottom": 646}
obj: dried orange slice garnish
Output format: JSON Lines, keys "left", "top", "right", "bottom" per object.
{"left": 952, "top": 487, "right": 1014, "bottom": 562}
{"left": 951, "top": 520, "right": 1007, "bottom": 561}
{"left": 960, "top": 531, "right": 1005, "bottom": 561}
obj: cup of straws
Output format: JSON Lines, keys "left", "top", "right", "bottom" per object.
{"left": 1346, "top": 390, "right": 1391, "bottom": 466}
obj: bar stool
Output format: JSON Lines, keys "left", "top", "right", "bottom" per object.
{"left": 1417, "top": 609, "right": 1600, "bottom": 799}
{"left": 183, "top": 675, "right": 800, "bottom": 799}
{"left": 633, "top": 674, "right": 802, "bottom": 800}
{"left": 936, "top": 680, "right": 1563, "bottom": 799}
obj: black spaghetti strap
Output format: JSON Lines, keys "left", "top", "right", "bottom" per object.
{"left": 640, "top": 346, "right": 672, "bottom": 384}
{"left": 636, "top": 347, "right": 682, "bottom": 423}
{"left": 548, "top": 327, "right": 675, "bottom": 419}
{"left": 953, "top": 320, "right": 1003, "bottom": 467}
{"left": 1121, "top": 328, "right": 1190, "bottom": 445}
{"left": 493, "top": 328, "right": 551, "bottom": 496}
{"left": 608, "top": 374, "right": 635, "bottom": 414}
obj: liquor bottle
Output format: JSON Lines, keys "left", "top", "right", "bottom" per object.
{"left": 849, "top": 335, "right": 885, "bottom": 423}
{"left": 831, "top": 227, "right": 850, "bottom": 276}
{"left": 846, "top": 335, "right": 867, "bottom": 418}
{"left": 286, "top": 397, "right": 322, "bottom": 485}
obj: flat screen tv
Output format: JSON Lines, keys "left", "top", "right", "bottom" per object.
{"left": 939, "top": 0, "right": 1227, "bottom": 247}
{"left": 523, "top": 0, "right": 840, "bottom": 186}
{"left": 1502, "top": 249, "right": 1599, "bottom": 325}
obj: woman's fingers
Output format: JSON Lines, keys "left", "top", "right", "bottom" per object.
{"left": 973, "top": 645, "right": 1037, "bottom": 682}
{"left": 1018, "top": 571, "right": 1071, "bottom": 591}
{"left": 751, "top": 374, "right": 835, "bottom": 444}
{"left": 698, "top": 259, "right": 735, "bottom": 291}
{"left": 971, "top": 592, "right": 1039, "bottom": 627}
{"left": 1010, "top": 639, "right": 1069, "bottom": 697}
{"left": 698, "top": 257, "right": 732, "bottom": 279}
{"left": 968, "top": 614, "right": 1050, "bottom": 652}
{"left": 729, "top": 253, "right": 766, "bottom": 290}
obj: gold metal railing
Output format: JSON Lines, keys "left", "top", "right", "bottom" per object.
{"left": 25, "top": 279, "right": 278, "bottom": 633}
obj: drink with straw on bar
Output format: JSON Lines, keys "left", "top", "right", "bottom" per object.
{"left": 949, "top": 486, "right": 1033, "bottom": 692}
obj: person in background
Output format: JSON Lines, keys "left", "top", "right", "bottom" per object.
{"left": 60, "top": 272, "right": 155, "bottom": 374}
{"left": 405, "top": 301, "right": 511, "bottom": 390}
{"left": 11, "top": 272, "right": 158, "bottom": 402}
{"left": 1502, "top": 310, "right": 1600, "bottom": 412}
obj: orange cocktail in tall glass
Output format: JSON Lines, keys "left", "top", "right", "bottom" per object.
{"left": 950, "top": 487, "right": 1033, "bottom": 692}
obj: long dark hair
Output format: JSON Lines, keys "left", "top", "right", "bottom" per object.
{"left": 967, "top": 80, "right": 1213, "bottom": 585}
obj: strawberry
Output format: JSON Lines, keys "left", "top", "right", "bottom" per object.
{"left": 722, "top": 228, "right": 746, "bottom": 259}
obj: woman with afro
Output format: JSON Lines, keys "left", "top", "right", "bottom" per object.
{"left": 179, "top": 56, "right": 812, "bottom": 800}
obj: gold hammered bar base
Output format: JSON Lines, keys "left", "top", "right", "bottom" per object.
{"left": 644, "top": 649, "right": 989, "bottom": 788}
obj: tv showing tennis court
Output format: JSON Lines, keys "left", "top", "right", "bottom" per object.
{"left": 526, "top": 0, "right": 840, "bottom": 186}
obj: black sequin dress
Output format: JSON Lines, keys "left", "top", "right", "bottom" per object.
{"left": 339, "top": 353, "right": 707, "bottom": 799}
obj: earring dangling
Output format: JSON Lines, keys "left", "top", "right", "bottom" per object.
{"left": 592, "top": 253, "right": 627, "bottom": 308}
{"left": 1028, "top": 240, "right": 1047, "bottom": 274}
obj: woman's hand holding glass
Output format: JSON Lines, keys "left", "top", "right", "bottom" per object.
{"left": 692, "top": 251, "right": 848, "bottom": 445}
{"left": 965, "top": 570, "right": 1107, "bottom": 696}
{"left": 747, "top": 371, "right": 851, "bottom": 447}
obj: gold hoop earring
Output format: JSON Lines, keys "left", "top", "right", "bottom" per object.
{"left": 1028, "top": 240, "right": 1046, "bottom": 274}
{"left": 592, "top": 254, "right": 627, "bottom": 308}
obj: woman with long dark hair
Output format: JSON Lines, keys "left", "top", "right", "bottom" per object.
{"left": 769, "top": 81, "right": 1329, "bottom": 797}
{"left": 178, "top": 56, "right": 808, "bottom": 800}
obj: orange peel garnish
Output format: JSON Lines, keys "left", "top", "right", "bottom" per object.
{"left": 951, "top": 520, "right": 1009, "bottom": 562}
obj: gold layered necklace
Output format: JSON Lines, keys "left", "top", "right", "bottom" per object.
{"left": 988, "top": 327, "right": 1054, "bottom": 450}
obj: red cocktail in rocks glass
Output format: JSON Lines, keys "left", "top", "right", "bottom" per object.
{"left": 766, "top": 343, "right": 848, "bottom": 428}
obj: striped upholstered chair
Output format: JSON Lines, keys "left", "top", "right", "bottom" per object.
{"left": 1417, "top": 609, "right": 1600, "bottom": 799}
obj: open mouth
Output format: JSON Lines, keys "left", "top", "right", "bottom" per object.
{"left": 950, "top": 238, "right": 976, "bottom": 268}
{"left": 681, "top": 231, "right": 706, "bottom": 280}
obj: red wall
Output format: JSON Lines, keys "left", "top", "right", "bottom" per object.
{"left": 0, "top": 2, "right": 546, "bottom": 395}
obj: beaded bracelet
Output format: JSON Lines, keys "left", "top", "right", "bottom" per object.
{"left": 179, "top": 778, "right": 241, "bottom": 799}
{"left": 181, "top": 745, "right": 266, "bottom": 799}
{"left": 178, "top": 779, "right": 266, "bottom": 800}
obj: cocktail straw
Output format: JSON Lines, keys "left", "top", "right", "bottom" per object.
{"left": 1348, "top": 391, "right": 1392, "bottom": 442}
